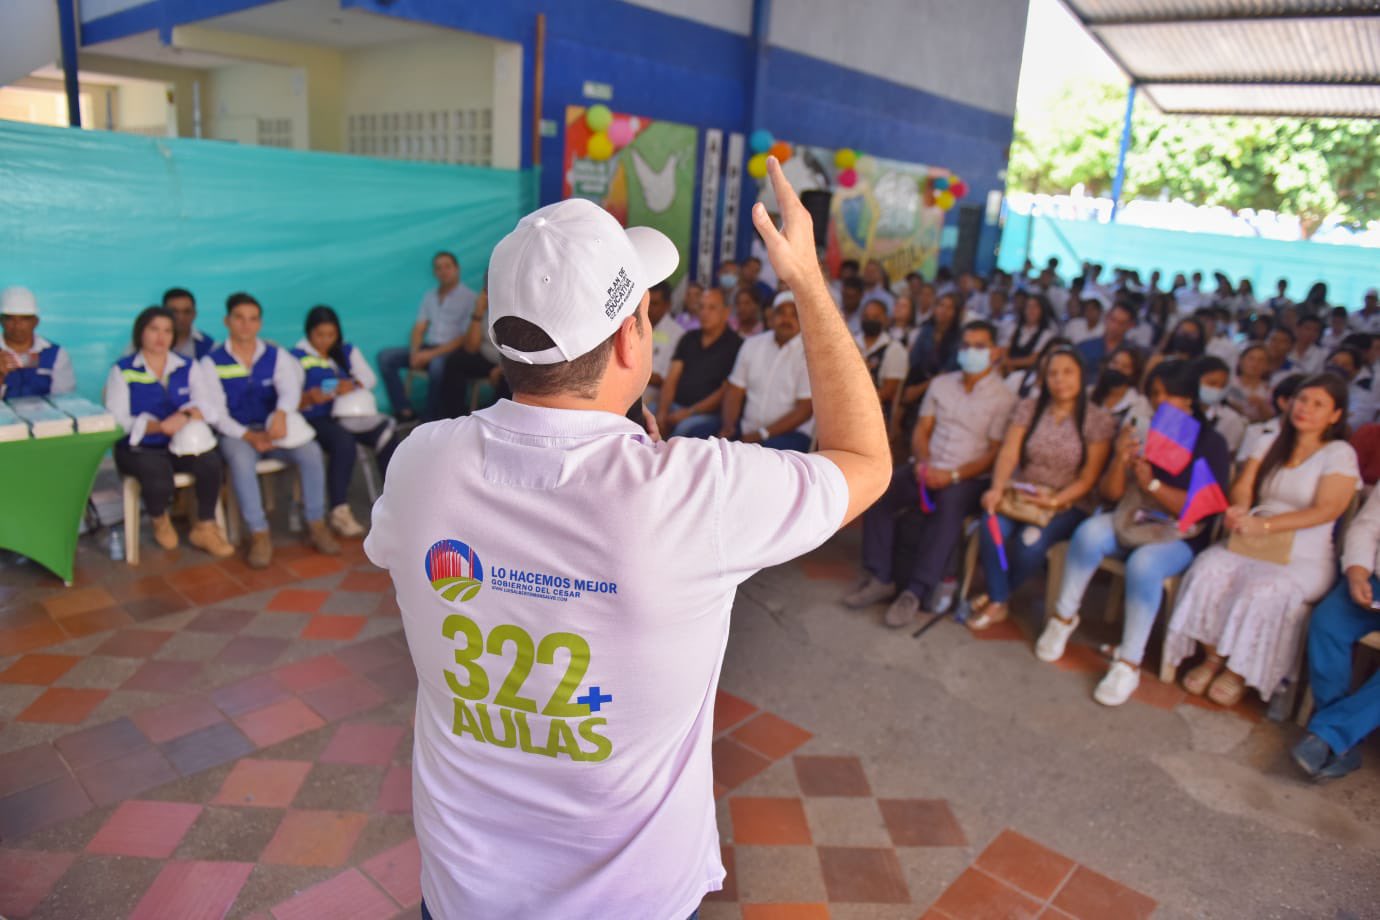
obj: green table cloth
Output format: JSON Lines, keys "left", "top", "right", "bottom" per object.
{"left": 0, "top": 429, "right": 123, "bottom": 585}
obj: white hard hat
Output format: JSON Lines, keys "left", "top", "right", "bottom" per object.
{"left": 331, "top": 388, "right": 378, "bottom": 420}
{"left": 273, "top": 411, "right": 315, "bottom": 449}
{"left": 1, "top": 286, "right": 38, "bottom": 317}
{"left": 169, "top": 419, "right": 217, "bottom": 457}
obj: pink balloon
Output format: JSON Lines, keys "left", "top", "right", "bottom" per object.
{"left": 608, "top": 116, "right": 635, "bottom": 148}
{"left": 838, "top": 168, "right": 858, "bottom": 188}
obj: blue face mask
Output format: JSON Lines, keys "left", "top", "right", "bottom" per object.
{"left": 957, "top": 347, "right": 992, "bottom": 375}
{"left": 1199, "top": 384, "right": 1227, "bottom": 406}
{"left": 719, "top": 273, "right": 738, "bottom": 290}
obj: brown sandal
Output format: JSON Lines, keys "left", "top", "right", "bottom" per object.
{"left": 1207, "top": 670, "right": 1247, "bottom": 707}
{"left": 1182, "top": 655, "right": 1224, "bottom": 696}
{"left": 968, "top": 601, "right": 1008, "bottom": 632}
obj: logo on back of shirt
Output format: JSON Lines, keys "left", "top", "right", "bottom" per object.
{"left": 424, "top": 539, "right": 483, "bottom": 603}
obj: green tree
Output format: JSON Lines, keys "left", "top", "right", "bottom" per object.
{"left": 1008, "top": 81, "right": 1380, "bottom": 237}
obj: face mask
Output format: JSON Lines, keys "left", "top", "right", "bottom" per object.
{"left": 957, "top": 347, "right": 991, "bottom": 375}
{"left": 1098, "top": 369, "right": 1130, "bottom": 390}
{"left": 860, "top": 319, "right": 884, "bottom": 338}
{"left": 1199, "top": 384, "right": 1226, "bottom": 406}
{"left": 719, "top": 273, "right": 738, "bottom": 290}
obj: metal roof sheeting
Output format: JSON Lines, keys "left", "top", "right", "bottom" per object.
{"left": 1061, "top": 0, "right": 1380, "bottom": 116}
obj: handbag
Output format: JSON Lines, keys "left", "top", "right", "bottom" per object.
{"left": 1112, "top": 479, "right": 1204, "bottom": 547}
{"left": 1226, "top": 514, "right": 1294, "bottom": 565}
{"left": 998, "top": 485, "right": 1056, "bottom": 527}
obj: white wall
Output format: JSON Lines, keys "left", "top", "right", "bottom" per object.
{"left": 1, "top": 0, "right": 58, "bottom": 87}
{"left": 622, "top": 0, "right": 752, "bottom": 36}
{"left": 206, "top": 62, "right": 309, "bottom": 148}
{"left": 115, "top": 80, "right": 173, "bottom": 134}
{"left": 769, "top": 0, "right": 1030, "bottom": 116}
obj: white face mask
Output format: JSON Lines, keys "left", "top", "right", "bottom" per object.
{"left": 957, "top": 347, "right": 992, "bottom": 375}
{"left": 1199, "top": 384, "right": 1227, "bottom": 406}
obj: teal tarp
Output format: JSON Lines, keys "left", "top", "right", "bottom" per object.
{"left": 999, "top": 212, "right": 1378, "bottom": 311}
{"left": 0, "top": 121, "right": 537, "bottom": 406}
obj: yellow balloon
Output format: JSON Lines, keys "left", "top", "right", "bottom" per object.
{"left": 748, "top": 153, "right": 769, "bottom": 179}
{"left": 834, "top": 148, "right": 857, "bottom": 170}
{"left": 935, "top": 190, "right": 956, "bottom": 210}
{"left": 587, "top": 132, "right": 614, "bottom": 162}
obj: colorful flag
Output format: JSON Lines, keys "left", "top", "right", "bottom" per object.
{"left": 1145, "top": 403, "right": 1201, "bottom": 476}
{"left": 1179, "top": 457, "right": 1228, "bottom": 533}
{"left": 916, "top": 465, "right": 934, "bottom": 513}
{"left": 986, "top": 514, "right": 1008, "bottom": 571}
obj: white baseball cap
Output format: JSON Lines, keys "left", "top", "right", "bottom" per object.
{"left": 772, "top": 290, "right": 796, "bottom": 307}
{"left": 1, "top": 286, "right": 38, "bottom": 317}
{"left": 487, "top": 199, "right": 678, "bottom": 365}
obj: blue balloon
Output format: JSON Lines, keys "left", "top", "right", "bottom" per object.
{"left": 749, "top": 129, "right": 774, "bottom": 155}
{"left": 932, "top": 174, "right": 950, "bottom": 191}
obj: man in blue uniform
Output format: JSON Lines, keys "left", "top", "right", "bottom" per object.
{"left": 163, "top": 287, "right": 217, "bottom": 361}
{"left": 0, "top": 286, "right": 76, "bottom": 400}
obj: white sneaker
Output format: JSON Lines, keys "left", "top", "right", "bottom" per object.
{"left": 1035, "top": 614, "right": 1079, "bottom": 663}
{"left": 328, "top": 503, "right": 366, "bottom": 538}
{"left": 1094, "top": 661, "right": 1141, "bottom": 707}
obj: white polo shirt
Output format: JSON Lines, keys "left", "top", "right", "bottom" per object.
{"left": 646, "top": 312, "right": 686, "bottom": 409}
{"left": 728, "top": 330, "right": 813, "bottom": 437}
{"left": 364, "top": 400, "right": 849, "bottom": 919}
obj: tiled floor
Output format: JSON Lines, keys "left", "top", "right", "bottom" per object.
{"left": 0, "top": 500, "right": 1376, "bottom": 918}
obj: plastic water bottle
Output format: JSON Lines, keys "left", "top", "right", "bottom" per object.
{"left": 932, "top": 576, "right": 957, "bottom": 614}
{"left": 108, "top": 527, "right": 125, "bottom": 562}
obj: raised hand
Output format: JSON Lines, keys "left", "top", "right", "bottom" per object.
{"left": 750, "top": 157, "right": 823, "bottom": 291}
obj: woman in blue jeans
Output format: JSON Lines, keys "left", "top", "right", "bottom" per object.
{"left": 1037, "top": 360, "right": 1232, "bottom": 706}
{"left": 969, "top": 346, "right": 1115, "bottom": 630}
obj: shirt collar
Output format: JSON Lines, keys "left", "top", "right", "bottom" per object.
{"left": 2, "top": 334, "right": 51, "bottom": 355}
{"left": 294, "top": 337, "right": 321, "bottom": 357}
{"left": 133, "top": 350, "right": 188, "bottom": 373}
{"left": 476, "top": 398, "right": 649, "bottom": 441}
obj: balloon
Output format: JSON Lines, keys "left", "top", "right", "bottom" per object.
{"left": 608, "top": 116, "right": 635, "bottom": 148}
{"left": 749, "top": 129, "right": 774, "bottom": 154}
{"left": 769, "top": 141, "right": 792, "bottom": 163}
{"left": 838, "top": 168, "right": 858, "bottom": 189}
{"left": 932, "top": 174, "right": 950, "bottom": 191}
{"left": 950, "top": 180, "right": 969, "bottom": 198}
{"left": 747, "top": 153, "right": 769, "bottom": 180}
{"left": 936, "top": 190, "right": 956, "bottom": 210}
{"left": 834, "top": 148, "right": 857, "bottom": 170}
{"left": 585, "top": 104, "right": 612, "bottom": 133}
{"left": 587, "top": 132, "right": 614, "bottom": 162}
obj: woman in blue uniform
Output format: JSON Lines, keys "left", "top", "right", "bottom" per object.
{"left": 292, "top": 306, "right": 396, "bottom": 538}
{"left": 104, "top": 306, "right": 234, "bottom": 557}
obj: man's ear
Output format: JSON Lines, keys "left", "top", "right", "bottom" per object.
{"left": 613, "top": 312, "right": 642, "bottom": 369}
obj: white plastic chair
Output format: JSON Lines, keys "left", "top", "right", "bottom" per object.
{"left": 121, "top": 473, "right": 228, "bottom": 566}
{"left": 223, "top": 458, "right": 303, "bottom": 545}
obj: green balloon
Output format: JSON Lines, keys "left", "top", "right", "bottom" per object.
{"left": 586, "top": 104, "right": 613, "bottom": 133}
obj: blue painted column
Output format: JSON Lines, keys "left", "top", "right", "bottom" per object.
{"left": 57, "top": 0, "right": 82, "bottom": 128}
{"left": 1110, "top": 82, "right": 1136, "bottom": 223}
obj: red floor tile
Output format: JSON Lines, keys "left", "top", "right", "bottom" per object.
{"left": 186, "top": 607, "right": 257, "bottom": 633}
{"left": 976, "top": 829, "right": 1077, "bottom": 901}
{"left": 375, "top": 763, "right": 412, "bottom": 813}
{"left": 214, "top": 758, "right": 313, "bottom": 808}
{"left": 60, "top": 605, "right": 135, "bottom": 639}
{"left": 180, "top": 580, "right": 249, "bottom": 608}
{"left": 132, "top": 696, "right": 225, "bottom": 744}
{"left": 931, "top": 867, "right": 1043, "bottom": 920}
{"left": 211, "top": 672, "right": 293, "bottom": 717}
{"left": 107, "top": 574, "right": 174, "bottom": 603}
{"left": 320, "top": 723, "right": 406, "bottom": 766}
{"left": 267, "top": 589, "right": 332, "bottom": 614}
{"left": 261, "top": 809, "right": 369, "bottom": 866}
{"left": 234, "top": 697, "right": 327, "bottom": 748}
{"left": 166, "top": 562, "right": 238, "bottom": 591}
{"left": 129, "top": 860, "right": 254, "bottom": 920}
{"left": 42, "top": 586, "right": 117, "bottom": 619}
{"left": 730, "top": 796, "right": 813, "bottom": 845}
{"left": 713, "top": 690, "right": 759, "bottom": 734}
{"left": 215, "top": 635, "right": 292, "bottom": 669}
{"left": 301, "top": 675, "right": 385, "bottom": 722}
{"left": 731, "top": 712, "right": 813, "bottom": 760}
{"left": 0, "top": 848, "right": 77, "bottom": 917}
{"left": 55, "top": 717, "right": 150, "bottom": 769}
{"left": 0, "top": 775, "right": 92, "bottom": 840}
{"left": 301, "top": 615, "right": 367, "bottom": 641}
{"left": 122, "top": 659, "right": 203, "bottom": 693}
{"left": 0, "top": 742, "right": 70, "bottom": 798}
{"left": 877, "top": 798, "right": 968, "bottom": 847}
{"left": 88, "top": 800, "right": 203, "bottom": 858}
{"left": 0, "top": 619, "right": 67, "bottom": 657}
{"left": 93, "top": 629, "right": 174, "bottom": 658}
{"left": 0, "top": 653, "right": 80, "bottom": 685}
{"left": 16, "top": 687, "right": 109, "bottom": 724}
{"left": 1053, "top": 642, "right": 1107, "bottom": 676}
{"left": 365, "top": 658, "right": 418, "bottom": 698}
{"left": 712, "top": 738, "right": 773, "bottom": 790}
{"left": 817, "top": 846, "right": 911, "bottom": 903}
{"left": 284, "top": 555, "right": 347, "bottom": 581}
{"left": 334, "top": 635, "right": 408, "bottom": 675}
{"left": 794, "top": 755, "right": 872, "bottom": 797}
{"left": 121, "top": 593, "right": 190, "bottom": 624}
{"left": 741, "top": 906, "right": 830, "bottom": 920}
{"left": 273, "top": 654, "right": 352, "bottom": 692}
{"left": 270, "top": 867, "right": 398, "bottom": 920}
{"left": 340, "top": 570, "right": 393, "bottom": 593}
{"left": 75, "top": 746, "right": 178, "bottom": 806}
{"left": 801, "top": 557, "right": 857, "bottom": 581}
{"left": 969, "top": 617, "right": 1027, "bottom": 642}
{"left": 1050, "top": 865, "right": 1157, "bottom": 920}
{"left": 361, "top": 836, "right": 422, "bottom": 907}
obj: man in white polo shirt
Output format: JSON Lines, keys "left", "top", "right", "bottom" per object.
{"left": 716, "top": 291, "right": 813, "bottom": 451}
{"left": 364, "top": 158, "right": 889, "bottom": 919}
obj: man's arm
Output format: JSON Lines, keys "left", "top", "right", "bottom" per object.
{"left": 719, "top": 384, "right": 747, "bottom": 437}
{"left": 459, "top": 292, "right": 488, "bottom": 355}
{"left": 1342, "top": 487, "right": 1380, "bottom": 606}
{"left": 686, "top": 383, "right": 727, "bottom": 417}
{"left": 51, "top": 348, "right": 76, "bottom": 395}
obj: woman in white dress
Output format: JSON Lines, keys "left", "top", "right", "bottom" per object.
{"left": 1165, "top": 374, "right": 1359, "bottom": 706}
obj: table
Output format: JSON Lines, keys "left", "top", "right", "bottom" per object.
{"left": 0, "top": 429, "right": 123, "bottom": 585}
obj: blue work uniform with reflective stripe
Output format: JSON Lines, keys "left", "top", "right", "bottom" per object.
{"left": 290, "top": 344, "right": 355, "bottom": 420}
{"left": 3, "top": 342, "right": 61, "bottom": 397}
{"left": 115, "top": 354, "right": 193, "bottom": 448}
{"left": 208, "top": 343, "right": 279, "bottom": 428}
{"left": 183, "top": 329, "right": 216, "bottom": 361}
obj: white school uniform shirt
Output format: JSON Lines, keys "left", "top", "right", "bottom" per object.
{"left": 103, "top": 350, "right": 219, "bottom": 447}
{"left": 728, "top": 330, "right": 813, "bottom": 437}
{"left": 645, "top": 312, "right": 686, "bottom": 410}
{"left": 0, "top": 334, "right": 76, "bottom": 398}
{"left": 1237, "top": 417, "right": 1279, "bottom": 464}
{"left": 1204, "top": 403, "right": 1247, "bottom": 455}
{"left": 861, "top": 285, "right": 895, "bottom": 313}
{"left": 1206, "top": 335, "right": 1240, "bottom": 369}
{"left": 1341, "top": 483, "right": 1380, "bottom": 574}
{"left": 199, "top": 339, "right": 302, "bottom": 440}
{"left": 363, "top": 400, "right": 848, "bottom": 920}
{"left": 1287, "top": 344, "right": 1326, "bottom": 376}
{"left": 854, "top": 331, "right": 909, "bottom": 385}
{"left": 1062, "top": 318, "right": 1101, "bottom": 344}
{"left": 1349, "top": 309, "right": 1380, "bottom": 335}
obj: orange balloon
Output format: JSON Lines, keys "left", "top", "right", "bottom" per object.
{"left": 769, "top": 141, "right": 792, "bottom": 163}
